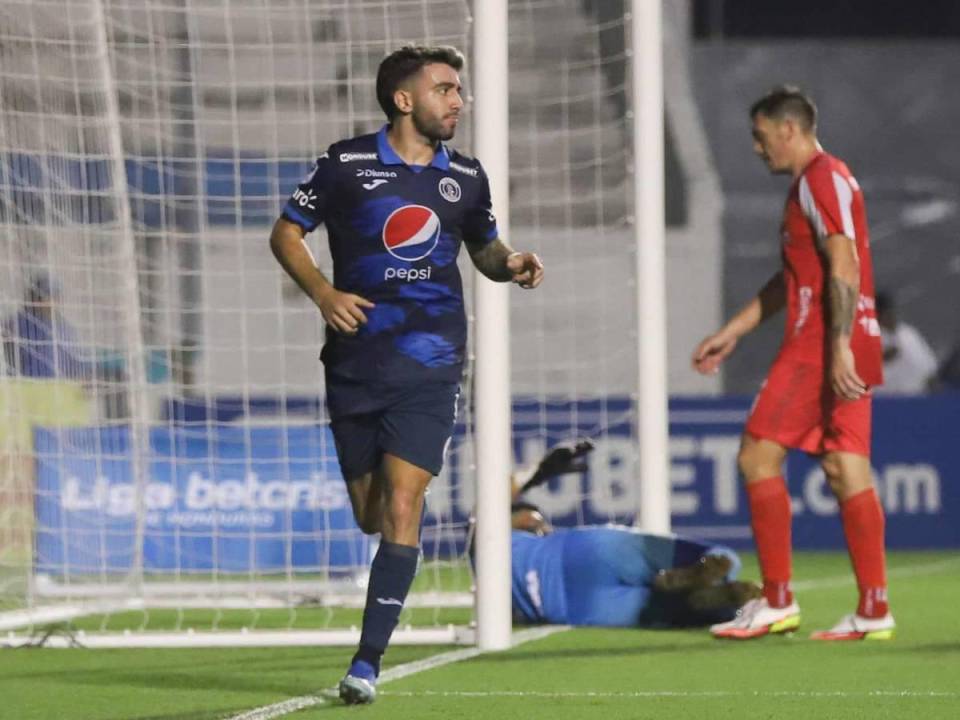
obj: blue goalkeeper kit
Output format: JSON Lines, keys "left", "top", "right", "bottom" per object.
{"left": 281, "top": 126, "right": 497, "bottom": 477}
{"left": 282, "top": 125, "right": 498, "bottom": 383}
{"left": 511, "top": 526, "right": 741, "bottom": 627}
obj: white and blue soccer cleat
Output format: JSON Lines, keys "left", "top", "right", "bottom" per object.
{"left": 339, "top": 659, "right": 378, "bottom": 705}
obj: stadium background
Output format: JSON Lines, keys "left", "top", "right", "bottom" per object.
{"left": 0, "top": 0, "right": 958, "bottom": 660}
{"left": 1, "top": 1, "right": 959, "bottom": 718}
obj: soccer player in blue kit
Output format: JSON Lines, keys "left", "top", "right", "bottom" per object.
{"left": 501, "top": 442, "right": 761, "bottom": 628}
{"left": 270, "top": 46, "right": 543, "bottom": 705}
{"left": 510, "top": 516, "right": 759, "bottom": 628}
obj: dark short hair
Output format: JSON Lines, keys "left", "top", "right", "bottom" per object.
{"left": 750, "top": 85, "right": 817, "bottom": 132}
{"left": 376, "top": 45, "right": 464, "bottom": 120}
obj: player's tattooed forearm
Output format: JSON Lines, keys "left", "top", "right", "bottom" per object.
{"left": 469, "top": 240, "right": 513, "bottom": 282}
{"left": 829, "top": 277, "right": 858, "bottom": 339}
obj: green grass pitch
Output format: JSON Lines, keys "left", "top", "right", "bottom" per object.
{"left": 2, "top": 551, "right": 958, "bottom": 720}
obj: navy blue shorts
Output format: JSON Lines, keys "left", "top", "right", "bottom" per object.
{"left": 325, "top": 373, "right": 460, "bottom": 480}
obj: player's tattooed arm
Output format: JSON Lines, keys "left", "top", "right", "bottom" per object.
{"left": 828, "top": 277, "right": 858, "bottom": 339}
{"left": 467, "top": 238, "right": 544, "bottom": 288}
{"left": 824, "top": 233, "right": 861, "bottom": 342}
{"left": 824, "top": 233, "right": 866, "bottom": 400}
{"left": 466, "top": 238, "right": 514, "bottom": 281}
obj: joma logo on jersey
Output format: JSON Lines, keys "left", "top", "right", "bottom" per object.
{"left": 292, "top": 188, "right": 317, "bottom": 210}
{"left": 382, "top": 205, "right": 440, "bottom": 262}
{"left": 357, "top": 168, "right": 396, "bottom": 191}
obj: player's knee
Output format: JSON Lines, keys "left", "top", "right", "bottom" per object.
{"left": 385, "top": 487, "right": 424, "bottom": 527}
{"left": 356, "top": 512, "right": 382, "bottom": 535}
{"left": 347, "top": 495, "right": 381, "bottom": 535}
{"left": 738, "top": 439, "right": 784, "bottom": 482}
{"left": 737, "top": 445, "right": 767, "bottom": 481}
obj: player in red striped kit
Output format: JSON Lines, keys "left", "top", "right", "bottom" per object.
{"left": 692, "top": 86, "right": 894, "bottom": 640}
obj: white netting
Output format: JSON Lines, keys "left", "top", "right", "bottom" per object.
{"left": 0, "top": 0, "right": 710, "bottom": 645}
{"left": 0, "top": 0, "right": 477, "bottom": 642}
{"left": 503, "top": 0, "right": 638, "bottom": 529}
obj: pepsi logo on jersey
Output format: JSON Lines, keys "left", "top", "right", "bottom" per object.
{"left": 382, "top": 205, "right": 440, "bottom": 281}
{"left": 382, "top": 205, "right": 440, "bottom": 263}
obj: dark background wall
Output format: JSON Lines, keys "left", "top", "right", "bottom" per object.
{"left": 693, "top": 0, "right": 960, "bottom": 38}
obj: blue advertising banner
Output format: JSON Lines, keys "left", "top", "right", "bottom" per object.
{"left": 34, "top": 425, "right": 370, "bottom": 575}
{"left": 666, "top": 396, "right": 960, "bottom": 549}
{"left": 431, "top": 395, "right": 960, "bottom": 550}
{"left": 34, "top": 396, "right": 960, "bottom": 577}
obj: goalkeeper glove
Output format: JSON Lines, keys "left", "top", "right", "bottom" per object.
{"left": 519, "top": 438, "right": 594, "bottom": 494}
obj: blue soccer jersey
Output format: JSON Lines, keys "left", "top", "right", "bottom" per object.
{"left": 511, "top": 530, "right": 568, "bottom": 624}
{"left": 281, "top": 126, "right": 499, "bottom": 383}
{"left": 510, "top": 527, "right": 741, "bottom": 627}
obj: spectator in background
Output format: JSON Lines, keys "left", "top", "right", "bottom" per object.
{"left": 874, "top": 292, "right": 938, "bottom": 395}
{"left": 2, "top": 273, "right": 90, "bottom": 380}
{"left": 2, "top": 274, "right": 130, "bottom": 419}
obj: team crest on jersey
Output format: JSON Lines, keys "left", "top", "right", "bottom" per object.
{"left": 439, "top": 177, "right": 461, "bottom": 203}
{"left": 382, "top": 205, "right": 441, "bottom": 261}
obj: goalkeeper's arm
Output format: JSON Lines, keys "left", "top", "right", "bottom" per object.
{"left": 512, "top": 438, "right": 595, "bottom": 498}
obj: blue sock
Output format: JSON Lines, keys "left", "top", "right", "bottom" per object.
{"left": 353, "top": 540, "right": 420, "bottom": 673}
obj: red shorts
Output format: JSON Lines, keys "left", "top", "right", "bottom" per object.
{"left": 744, "top": 358, "right": 872, "bottom": 457}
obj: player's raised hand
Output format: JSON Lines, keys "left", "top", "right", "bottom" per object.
{"left": 520, "top": 438, "right": 595, "bottom": 493}
{"left": 692, "top": 331, "right": 738, "bottom": 375}
{"left": 506, "top": 251, "right": 544, "bottom": 289}
{"left": 830, "top": 343, "right": 867, "bottom": 400}
{"left": 317, "top": 288, "right": 375, "bottom": 335}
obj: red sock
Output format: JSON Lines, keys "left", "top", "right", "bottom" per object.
{"left": 747, "top": 476, "right": 793, "bottom": 608}
{"left": 840, "top": 487, "right": 889, "bottom": 618}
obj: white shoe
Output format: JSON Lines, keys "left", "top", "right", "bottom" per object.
{"left": 710, "top": 597, "right": 801, "bottom": 639}
{"left": 339, "top": 673, "right": 377, "bottom": 704}
{"left": 811, "top": 613, "right": 895, "bottom": 641}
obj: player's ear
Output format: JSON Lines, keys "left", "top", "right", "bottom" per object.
{"left": 393, "top": 86, "right": 414, "bottom": 116}
{"left": 780, "top": 117, "right": 798, "bottom": 142}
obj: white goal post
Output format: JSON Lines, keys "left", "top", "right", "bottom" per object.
{"left": 0, "top": 0, "right": 698, "bottom": 649}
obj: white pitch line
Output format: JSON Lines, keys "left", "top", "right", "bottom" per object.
{"left": 380, "top": 689, "right": 960, "bottom": 700}
{"left": 222, "top": 625, "right": 569, "bottom": 720}
{"left": 224, "top": 696, "right": 325, "bottom": 720}
{"left": 793, "top": 557, "right": 960, "bottom": 592}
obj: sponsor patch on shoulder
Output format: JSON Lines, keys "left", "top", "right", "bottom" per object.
{"left": 449, "top": 160, "right": 479, "bottom": 177}
{"left": 339, "top": 152, "right": 378, "bottom": 162}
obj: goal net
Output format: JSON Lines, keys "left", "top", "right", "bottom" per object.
{"left": 0, "top": 0, "right": 701, "bottom": 647}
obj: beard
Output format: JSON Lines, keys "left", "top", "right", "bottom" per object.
{"left": 412, "top": 107, "right": 456, "bottom": 142}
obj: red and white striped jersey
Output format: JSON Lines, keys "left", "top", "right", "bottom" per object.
{"left": 776, "top": 151, "right": 883, "bottom": 386}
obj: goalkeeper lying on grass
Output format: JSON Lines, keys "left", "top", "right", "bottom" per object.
{"left": 473, "top": 440, "right": 761, "bottom": 627}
